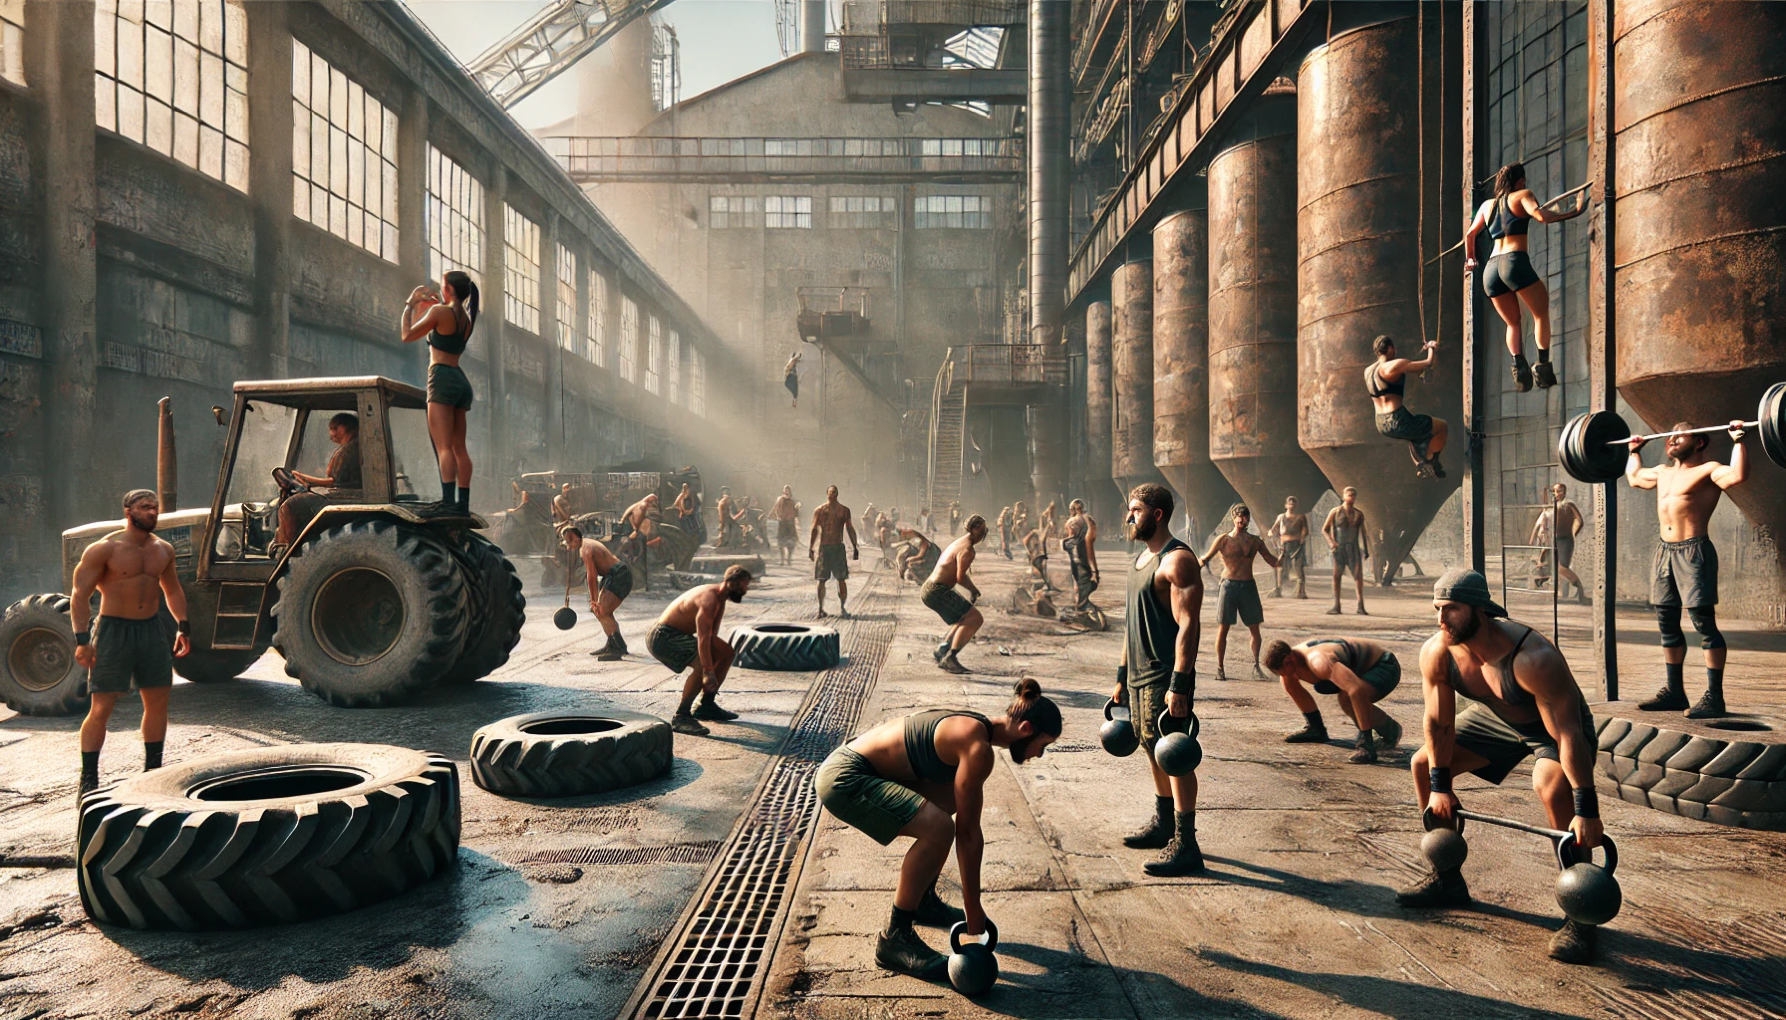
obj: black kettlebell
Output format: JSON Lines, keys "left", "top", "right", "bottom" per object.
{"left": 1553, "top": 833, "right": 1621, "bottom": 925}
{"left": 1419, "top": 808, "right": 1469, "bottom": 872}
{"left": 947, "top": 918, "right": 999, "bottom": 996}
{"left": 1154, "top": 709, "right": 1202, "bottom": 776}
{"left": 1100, "top": 698, "right": 1139, "bottom": 757}
{"left": 553, "top": 606, "right": 578, "bottom": 630}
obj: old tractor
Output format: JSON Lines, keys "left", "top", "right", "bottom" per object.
{"left": 0, "top": 376, "right": 525, "bottom": 715}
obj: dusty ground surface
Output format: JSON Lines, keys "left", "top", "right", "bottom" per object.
{"left": 5, "top": 538, "right": 1786, "bottom": 1020}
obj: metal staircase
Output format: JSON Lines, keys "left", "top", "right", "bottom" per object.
{"left": 925, "top": 344, "right": 1065, "bottom": 511}
{"left": 927, "top": 360, "right": 968, "bottom": 512}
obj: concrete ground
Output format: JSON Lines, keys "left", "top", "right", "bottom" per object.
{"left": 4, "top": 541, "right": 1786, "bottom": 1020}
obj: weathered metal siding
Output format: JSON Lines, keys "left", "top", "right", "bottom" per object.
{"left": 1084, "top": 299, "right": 1115, "bottom": 516}
{"left": 1153, "top": 201, "right": 1238, "bottom": 542}
{"left": 1110, "top": 258, "right": 1161, "bottom": 493}
{"left": 1298, "top": 16, "right": 1461, "bottom": 579}
{"left": 1207, "top": 91, "right": 1329, "bottom": 522}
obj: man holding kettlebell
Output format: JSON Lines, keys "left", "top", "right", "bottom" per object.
{"left": 1110, "top": 484, "right": 1207, "bottom": 876}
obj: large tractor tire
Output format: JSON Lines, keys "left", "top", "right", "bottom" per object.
{"left": 441, "top": 533, "right": 525, "bottom": 685}
{"left": 0, "top": 594, "right": 88, "bottom": 716}
{"left": 272, "top": 520, "right": 469, "bottom": 708}
{"left": 469, "top": 710, "right": 672, "bottom": 798}
{"left": 730, "top": 623, "right": 841, "bottom": 672}
{"left": 655, "top": 522, "right": 700, "bottom": 572}
{"left": 77, "top": 743, "right": 459, "bottom": 930}
{"left": 174, "top": 648, "right": 264, "bottom": 684}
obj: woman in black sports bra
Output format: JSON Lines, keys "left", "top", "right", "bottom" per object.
{"left": 1365, "top": 334, "right": 1450, "bottom": 479}
{"left": 1462, "top": 162, "right": 1589, "bottom": 393}
{"left": 400, "top": 270, "right": 480, "bottom": 512}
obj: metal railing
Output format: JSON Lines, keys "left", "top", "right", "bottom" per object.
{"left": 947, "top": 343, "right": 1068, "bottom": 387}
{"left": 544, "top": 135, "right": 1022, "bottom": 182}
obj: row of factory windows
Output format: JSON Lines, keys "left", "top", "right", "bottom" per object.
{"left": 708, "top": 194, "right": 995, "bottom": 230}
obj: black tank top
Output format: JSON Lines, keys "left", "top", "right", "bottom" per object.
{"left": 1486, "top": 195, "right": 1530, "bottom": 240}
{"left": 902, "top": 710, "right": 991, "bottom": 784}
{"left": 1125, "top": 538, "right": 1190, "bottom": 684}
{"left": 1443, "top": 623, "right": 1536, "bottom": 709}
{"left": 1366, "top": 363, "right": 1405, "bottom": 398}
{"left": 429, "top": 307, "right": 471, "bottom": 356}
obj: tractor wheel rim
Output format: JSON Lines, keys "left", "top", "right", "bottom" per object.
{"left": 311, "top": 567, "right": 406, "bottom": 666}
{"left": 8, "top": 626, "right": 73, "bottom": 692}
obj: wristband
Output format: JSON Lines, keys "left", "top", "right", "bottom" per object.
{"left": 75, "top": 630, "right": 91, "bottom": 646}
{"left": 1572, "top": 786, "right": 1599, "bottom": 819}
{"left": 1116, "top": 664, "right": 1128, "bottom": 686}
{"left": 1429, "top": 766, "right": 1452, "bottom": 794}
{"left": 1168, "top": 669, "right": 1195, "bottom": 696}
{"left": 176, "top": 620, "right": 191, "bottom": 635}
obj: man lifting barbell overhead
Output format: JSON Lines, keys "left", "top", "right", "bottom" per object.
{"left": 1625, "top": 419, "right": 1749, "bottom": 719}
{"left": 1367, "top": 335, "right": 1450, "bottom": 479}
{"left": 1399, "top": 569, "right": 1604, "bottom": 964}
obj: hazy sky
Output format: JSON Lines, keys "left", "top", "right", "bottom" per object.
{"left": 406, "top": 0, "right": 788, "bottom": 128}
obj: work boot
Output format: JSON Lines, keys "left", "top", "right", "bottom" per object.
{"left": 1638, "top": 682, "right": 1688, "bottom": 712}
{"left": 1284, "top": 719, "right": 1329, "bottom": 744}
{"left": 1428, "top": 454, "right": 1447, "bottom": 479}
{"left": 1512, "top": 354, "right": 1534, "bottom": 393}
{"left": 1395, "top": 870, "right": 1471, "bottom": 908}
{"left": 694, "top": 699, "right": 739, "bottom": 722}
{"left": 1685, "top": 690, "right": 1728, "bottom": 720}
{"left": 1548, "top": 919, "right": 1598, "bottom": 964}
{"left": 612, "top": 633, "right": 629, "bottom": 655}
{"left": 1348, "top": 733, "right": 1379, "bottom": 765}
{"left": 875, "top": 925, "right": 947, "bottom": 978}
{"left": 1374, "top": 714, "right": 1404, "bottom": 753}
{"left": 78, "top": 773, "right": 99, "bottom": 800}
{"left": 1123, "top": 796, "right": 1174, "bottom": 849}
{"left": 593, "top": 633, "right": 624, "bottom": 661}
{"left": 1533, "top": 360, "right": 1558, "bottom": 389}
{"left": 670, "top": 713, "right": 710, "bottom": 737}
{"left": 1296, "top": 586, "right": 1308, "bottom": 599}
{"left": 1142, "top": 812, "right": 1204, "bottom": 876}
{"left": 915, "top": 884, "right": 965, "bottom": 927}
{"left": 937, "top": 652, "right": 969, "bottom": 675}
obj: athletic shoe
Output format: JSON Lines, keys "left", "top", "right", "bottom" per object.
{"left": 1375, "top": 714, "right": 1404, "bottom": 752}
{"left": 937, "top": 653, "right": 969, "bottom": 675}
{"left": 1533, "top": 360, "right": 1558, "bottom": 389}
{"left": 670, "top": 713, "right": 710, "bottom": 737}
{"left": 934, "top": 641, "right": 952, "bottom": 662}
{"left": 1348, "top": 736, "right": 1379, "bottom": 765}
{"left": 1685, "top": 690, "right": 1728, "bottom": 720}
{"left": 1548, "top": 919, "right": 1598, "bottom": 964}
{"left": 1512, "top": 356, "right": 1534, "bottom": 393}
{"left": 1326, "top": 605, "right": 1342, "bottom": 615}
{"left": 1283, "top": 722, "right": 1329, "bottom": 744}
{"left": 1429, "top": 454, "right": 1447, "bottom": 479}
{"left": 1395, "top": 871, "right": 1471, "bottom": 908}
{"left": 1637, "top": 683, "right": 1688, "bottom": 711}
{"left": 1122, "top": 810, "right": 1174, "bottom": 850}
{"left": 915, "top": 885, "right": 965, "bottom": 927}
{"left": 875, "top": 926, "right": 948, "bottom": 978}
{"left": 1355, "top": 603, "right": 1370, "bottom": 615}
{"left": 694, "top": 700, "right": 740, "bottom": 722}
{"left": 78, "top": 774, "right": 98, "bottom": 800}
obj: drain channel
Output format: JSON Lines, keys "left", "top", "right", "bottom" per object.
{"left": 521, "top": 842, "right": 720, "bottom": 867}
{"left": 624, "top": 576, "right": 894, "bottom": 1019}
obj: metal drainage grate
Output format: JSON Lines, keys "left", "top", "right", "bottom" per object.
{"left": 629, "top": 578, "right": 896, "bottom": 1019}
{"left": 522, "top": 842, "right": 721, "bottom": 867}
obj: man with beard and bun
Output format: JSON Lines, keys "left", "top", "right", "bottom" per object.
{"left": 1626, "top": 420, "right": 1749, "bottom": 718}
{"left": 1399, "top": 569, "right": 1604, "bottom": 963}
{"left": 770, "top": 486, "right": 801, "bottom": 566}
{"left": 922, "top": 516, "right": 987, "bottom": 674}
{"left": 809, "top": 485, "right": 861, "bottom": 619}
{"left": 71, "top": 490, "right": 192, "bottom": 796}
{"left": 1110, "top": 484, "right": 1207, "bottom": 875}
{"left": 649, "top": 565, "right": 753, "bottom": 736}
{"left": 563, "top": 526, "right": 634, "bottom": 661}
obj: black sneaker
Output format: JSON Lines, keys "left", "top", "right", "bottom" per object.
{"left": 1533, "top": 360, "right": 1558, "bottom": 389}
{"left": 915, "top": 885, "right": 965, "bottom": 927}
{"left": 1512, "top": 356, "right": 1534, "bottom": 393}
{"left": 79, "top": 774, "right": 99, "bottom": 800}
{"left": 1122, "top": 811, "right": 1173, "bottom": 850}
{"left": 1548, "top": 919, "right": 1598, "bottom": 964}
{"left": 1637, "top": 684, "right": 1688, "bottom": 712}
{"left": 670, "top": 713, "right": 710, "bottom": 737}
{"left": 694, "top": 700, "right": 740, "bottom": 722}
{"left": 933, "top": 641, "right": 951, "bottom": 663}
{"left": 1284, "top": 722, "right": 1329, "bottom": 744}
{"left": 1142, "top": 833, "right": 1205, "bottom": 876}
{"left": 1685, "top": 690, "right": 1727, "bottom": 720}
{"left": 1395, "top": 871, "right": 1471, "bottom": 908}
{"left": 875, "top": 925, "right": 947, "bottom": 978}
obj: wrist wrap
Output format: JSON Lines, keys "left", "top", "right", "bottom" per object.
{"left": 1168, "top": 670, "right": 1195, "bottom": 696}
{"left": 176, "top": 620, "right": 191, "bottom": 636}
{"left": 1116, "top": 664, "right": 1128, "bottom": 686}
{"left": 75, "top": 630, "right": 91, "bottom": 646}
{"left": 1429, "top": 766, "right": 1453, "bottom": 794}
{"left": 1572, "top": 786, "right": 1600, "bottom": 819}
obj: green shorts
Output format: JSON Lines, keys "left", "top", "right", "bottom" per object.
{"left": 88, "top": 615, "right": 174, "bottom": 694}
{"left": 1375, "top": 406, "right": 1433, "bottom": 443}
{"left": 599, "top": 562, "right": 634, "bottom": 602}
{"left": 814, "top": 542, "right": 850, "bottom": 582}
{"left": 648, "top": 622, "right": 698, "bottom": 674}
{"left": 1314, "top": 650, "right": 1402, "bottom": 698}
{"left": 1451, "top": 697, "right": 1596, "bottom": 785}
{"left": 816, "top": 746, "right": 926, "bottom": 845}
{"left": 427, "top": 363, "right": 474, "bottom": 410}
{"left": 920, "top": 580, "right": 972, "bottom": 625}
{"left": 1127, "top": 678, "right": 1171, "bottom": 749}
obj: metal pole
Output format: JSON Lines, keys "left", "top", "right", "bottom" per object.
{"left": 1587, "top": 0, "right": 1618, "bottom": 702}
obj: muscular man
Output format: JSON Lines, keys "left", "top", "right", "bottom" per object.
{"left": 809, "top": 485, "right": 861, "bottom": 619}
{"left": 1200, "top": 504, "right": 1279, "bottom": 681}
{"left": 648, "top": 565, "right": 753, "bottom": 736}
{"left": 1264, "top": 636, "right": 1404, "bottom": 764}
{"left": 552, "top": 483, "right": 573, "bottom": 525}
{"left": 921, "top": 516, "right": 987, "bottom": 675}
{"left": 1399, "top": 570, "right": 1604, "bottom": 964}
{"left": 1110, "top": 484, "right": 1206, "bottom": 875}
{"left": 770, "top": 485, "right": 801, "bottom": 566}
{"left": 894, "top": 526, "right": 937, "bottom": 583}
{"left": 564, "top": 526, "right": 634, "bottom": 661}
{"left": 621, "top": 492, "right": 663, "bottom": 591}
{"left": 1267, "top": 496, "right": 1311, "bottom": 599}
{"left": 1040, "top": 501, "right": 1060, "bottom": 544}
{"left": 1323, "top": 487, "right": 1371, "bottom": 616}
{"left": 1530, "top": 483, "right": 1586, "bottom": 604}
{"left": 277, "top": 412, "right": 362, "bottom": 547}
{"left": 816, "top": 679, "right": 1062, "bottom": 976}
{"left": 715, "top": 487, "right": 738, "bottom": 548}
{"left": 71, "top": 490, "right": 191, "bottom": 795}
{"left": 1062, "top": 499, "right": 1100, "bottom": 611}
{"left": 1013, "top": 501, "right": 1030, "bottom": 536}
{"left": 997, "top": 506, "right": 1014, "bottom": 559}
{"left": 1367, "top": 334, "right": 1451, "bottom": 479}
{"left": 948, "top": 501, "right": 962, "bottom": 536}
{"left": 1626, "top": 419, "right": 1749, "bottom": 718}
{"left": 672, "top": 482, "right": 703, "bottom": 544}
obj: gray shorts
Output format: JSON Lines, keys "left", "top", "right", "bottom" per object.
{"left": 1375, "top": 406, "right": 1434, "bottom": 443}
{"left": 815, "top": 543, "right": 850, "bottom": 582}
{"left": 599, "top": 562, "right": 634, "bottom": 602}
{"left": 921, "top": 581, "right": 973, "bottom": 625}
{"left": 1218, "top": 579, "right": 1263, "bottom": 627}
{"left": 88, "top": 615, "right": 175, "bottom": 694}
{"left": 1333, "top": 544, "right": 1364, "bottom": 574}
{"left": 427, "top": 363, "right": 474, "bottom": 410}
{"left": 1451, "top": 696, "right": 1597, "bottom": 786}
{"left": 1280, "top": 540, "right": 1307, "bottom": 573}
{"left": 1313, "top": 651, "right": 1401, "bottom": 699}
{"left": 1651, "top": 535, "right": 1717, "bottom": 609}
{"left": 648, "top": 623, "right": 699, "bottom": 674}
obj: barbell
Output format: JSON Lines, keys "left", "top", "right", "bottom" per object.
{"left": 1557, "top": 381, "right": 1786, "bottom": 484}
{"left": 1421, "top": 808, "right": 1622, "bottom": 925}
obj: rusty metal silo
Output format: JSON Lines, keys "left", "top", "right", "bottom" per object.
{"left": 1084, "top": 300, "right": 1116, "bottom": 519}
{"left": 1154, "top": 196, "right": 1239, "bottom": 544}
{"left": 1298, "top": 16, "right": 1461, "bottom": 579}
{"left": 1112, "top": 258, "right": 1165, "bottom": 498}
{"left": 1608, "top": 0, "right": 1786, "bottom": 547}
{"left": 1208, "top": 85, "right": 1330, "bottom": 526}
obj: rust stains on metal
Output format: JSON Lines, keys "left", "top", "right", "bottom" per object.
{"left": 1085, "top": 300, "right": 1115, "bottom": 515}
{"left": 1153, "top": 201, "right": 1239, "bottom": 540}
{"left": 1111, "top": 259, "right": 1164, "bottom": 494}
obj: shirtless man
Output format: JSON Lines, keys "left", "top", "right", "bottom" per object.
{"left": 1109, "top": 484, "right": 1206, "bottom": 875}
{"left": 770, "top": 485, "right": 800, "bottom": 566}
{"left": 1530, "top": 483, "right": 1586, "bottom": 603}
{"left": 1267, "top": 496, "right": 1311, "bottom": 599}
{"left": 1040, "top": 501, "right": 1060, "bottom": 544}
{"left": 621, "top": 492, "right": 662, "bottom": 591}
{"left": 997, "top": 506, "right": 1014, "bottom": 559}
{"left": 71, "top": 490, "right": 191, "bottom": 795}
{"left": 921, "top": 516, "right": 986, "bottom": 674}
{"left": 1626, "top": 419, "right": 1749, "bottom": 718}
{"left": 648, "top": 565, "right": 753, "bottom": 736}
{"left": 564, "top": 526, "right": 634, "bottom": 661}
{"left": 1013, "top": 501, "right": 1030, "bottom": 537}
{"left": 715, "top": 487, "right": 739, "bottom": 548}
{"left": 1324, "top": 487, "right": 1371, "bottom": 615}
{"left": 1399, "top": 569, "right": 1605, "bottom": 964}
{"left": 1062, "top": 499, "right": 1100, "bottom": 611}
{"left": 1200, "top": 504, "right": 1279, "bottom": 680}
{"left": 1022, "top": 527, "right": 1055, "bottom": 592}
{"left": 552, "top": 483, "right": 574, "bottom": 525}
{"left": 894, "top": 526, "right": 937, "bottom": 583}
{"left": 1264, "top": 636, "right": 1404, "bottom": 764}
{"left": 809, "top": 485, "right": 861, "bottom": 619}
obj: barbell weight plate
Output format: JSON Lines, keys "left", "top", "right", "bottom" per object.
{"left": 1559, "top": 409, "right": 1631, "bottom": 484}
{"left": 1557, "top": 414, "right": 1586, "bottom": 484}
{"left": 1759, "top": 381, "right": 1786, "bottom": 472}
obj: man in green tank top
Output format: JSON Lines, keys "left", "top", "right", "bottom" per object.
{"left": 1108, "top": 483, "right": 1207, "bottom": 875}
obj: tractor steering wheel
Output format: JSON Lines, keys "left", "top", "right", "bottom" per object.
{"left": 273, "top": 466, "right": 312, "bottom": 496}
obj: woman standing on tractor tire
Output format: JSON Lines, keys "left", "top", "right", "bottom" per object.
{"left": 400, "top": 270, "right": 480, "bottom": 513}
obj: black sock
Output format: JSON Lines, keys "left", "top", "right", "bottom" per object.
{"left": 1154, "top": 794, "right": 1174, "bottom": 821}
{"left": 441, "top": 478, "right": 455, "bottom": 502}
{"left": 1303, "top": 711, "right": 1324, "bottom": 730}
{"left": 1514, "top": 351, "right": 1530, "bottom": 365}
{"left": 1665, "top": 661, "right": 1684, "bottom": 693}
{"left": 887, "top": 905, "right": 917, "bottom": 935}
{"left": 1537, "top": 347, "right": 1551, "bottom": 363}
{"left": 144, "top": 741, "right": 163, "bottom": 771}
{"left": 457, "top": 485, "right": 471, "bottom": 510}
{"left": 1706, "top": 667, "right": 1724, "bottom": 698}
{"left": 1175, "top": 810, "right": 1197, "bottom": 840}
{"left": 81, "top": 750, "right": 99, "bottom": 783}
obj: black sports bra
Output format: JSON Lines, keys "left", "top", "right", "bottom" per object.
{"left": 1367, "top": 363, "right": 1405, "bottom": 398}
{"left": 1486, "top": 195, "right": 1530, "bottom": 240}
{"left": 429, "top": 307, "right": 472, "bottom": 357}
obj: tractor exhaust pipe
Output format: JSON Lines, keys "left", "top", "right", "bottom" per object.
{"left": 157, "top": 396, "right": 176, "bottom": 512}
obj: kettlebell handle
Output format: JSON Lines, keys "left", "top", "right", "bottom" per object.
{"left": 949, "top": 917, "right": 999, "bottom": 953}
{"left": 1554, "top": 833, "right": 1617, "bottom": 874}
{"left": 1155, "top": 708, "right": 1200, "bottom": 740}
{"left": 1421, "top": 807, "right": 1465, "bottom": 836}
{"left": 1103, "top": 698, "right": 1129, "bottom": 723}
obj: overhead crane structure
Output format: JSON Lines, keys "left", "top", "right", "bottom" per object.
{"left": 468, "top": 0, "right": 676, "bottom": 109}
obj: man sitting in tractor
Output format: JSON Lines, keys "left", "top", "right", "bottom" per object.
{"left": 276, "top": 412, "right": 362, "bottom": 549}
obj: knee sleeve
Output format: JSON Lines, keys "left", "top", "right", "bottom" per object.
{"left": 1687, "top": 607, "right": 1726, "bottom": 650}
{"left": 1656, "top": 607, "right": 1686, "bottom": 649}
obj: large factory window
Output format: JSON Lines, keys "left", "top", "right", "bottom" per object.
{"left": 667, "top": 330, "right": 681, "bottom": 405}
{"left": 619, "top": 296, "right": 639, "bottom": 383}
{"left": 425, "top": 145, "right": 482, "bottom": 285}
{"left": 1, "top": 1, "right": 23, "bottom": 86}
{"left": 504, "top": 205, "right": 541, "bottom": 334}
{"left": 96, "top": 0, "right": 250, "bottom": 192}
{"left": 645, "top": 315, "right": 663, "bottom": 395}
{"left": 588, "top": 271, "right": 609, "bottom": 367}
{"left": 915, "top": 195, "right": 991, "bottom": 229}
{"left": 291, "top": 39, "right": 397, "bottom": 259}
{"left": 829, "top": 196, "right": 895, "bottom": 229}
{"left": 710, "top": 195, "right": 760, "bottom": 229}
{"left": 555, "top": 243, "right": 577, "bottom": 352}
{"left": 689, "top": 348, "right": 706, "bottom": 417}
{"left": 766, "top": 196, "right": 812, "bottom": 229}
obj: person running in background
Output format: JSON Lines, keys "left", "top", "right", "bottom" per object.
{"left": 1463, "top": 162, "right": 1589, "bottom": 392}
{"left": 1267, "top": 496, "right": 1310, "bottom": 599}
{"left": 399, "top": 270, "right": 480, "bottom": 512}
{"left": 1367, "top": 335, "right": 1450, "bottom": 480}
{"left": 1199, "top": 504, "right": 1279, "bottom": 681}
{"left": 1324, "top": 488, "right": 1371, "bottom": 616}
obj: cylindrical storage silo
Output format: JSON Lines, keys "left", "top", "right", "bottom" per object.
{"left": 1154, "top": 199, "right": 1239, "bottom": 545}
{"left": 1298, "top": 16, "right": 1461, "bottom": 581}
{"left": 1027, "top": 401, "right": 1067, "bottom": 512}
{"left": 1208, "top": 86, "right": 1331, "bottom": 528}
{"left": 1111, "top": 259, "right": 1165, "bottom": 499}
{"left": 1609, "top": 0, "right": 1786, "bottom": 550}
{"left": 1084, "top": 301, "right": 1116, "bottom": 520}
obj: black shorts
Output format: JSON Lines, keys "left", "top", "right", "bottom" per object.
{"left": 88, "top": 615, "right": 174, "bottom": 694}
{"left": 599, "top": 562, "right": 634, "bottom": 602}
{"left": 1333, "top": 544, "right": 1364, "bottom": 574}
{"left": 776, "top": 520, "right": 798, "bottom": 548}
{"left": 1217, "top": 579, "right": 1263, "bottom": 626}
{"left": 1554, "top": 536, "right": 1575, "bottom": 569}
{"left": 815, "top": 543, "right": 849, "bottom": 582}
{"left": 1651, "top": 535, "right": 1717, "bottom": 609}
{"left": 1481, "top": 250, "right": 1541, "bottom": 298}
{"left": 648, "top": 623, "right": 699, "bottom": 674}
{"left": 427, "top": 363, "right": 474, "bottom": 409}
{"left": 920, "top": 581, "right": 973, "bottom": 625}
{"left": 1375, "top": 407, "right": 1435, "bottom": 444}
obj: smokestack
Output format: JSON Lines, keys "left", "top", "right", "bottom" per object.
{"left": 157, "top": 397, "right": 177, "bottom": 512}
{"left": 801, "top": 0, "right": 826, "bottom": 53}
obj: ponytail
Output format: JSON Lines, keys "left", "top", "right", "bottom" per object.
{"left": 1493, "top": 162, "right": 1525, "bottom": 200}
{"left": 1007, "top": 677, "right": 1063, "bottom": 738}
{"left": 444, "top": 270, "right": 480, "bottom": 337}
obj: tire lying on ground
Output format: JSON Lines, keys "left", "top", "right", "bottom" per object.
{"left": 441, "top": 532, "right": 526, "bottom": 685}
{"left": 730, "top": 623, "right": 841, "bottom": 672}
{"left": 0, "top": 594, "right": 88, "bottom": 716}
{"left": 469, "top": 710, "right": 672, "bottom": 798}
{"left": 78, "top": 743, "right": 459, "bottom": 930}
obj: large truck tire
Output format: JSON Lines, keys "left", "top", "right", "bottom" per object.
{"left": 655, "top": 522, "right": 700, "bottom": 572}
{"left": 0, "top": 594, "right": 88, "bottom": 716}
{"left": 730, "top": 623, "right": 841, "bottom": 672}
{"left": 272, "top": 520, "right": 468, "bottom": 708}
{"left": 441, "top": 533, "right": 525, "bottom": 685}
{"left": 174, "top": 648, "right": 263, "bottom": 684}
{"left": 469, "top": 710, "right": 672, "bottom": 798}
{"left": 78, "top": 743, "right": 459, "bottom": 930}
